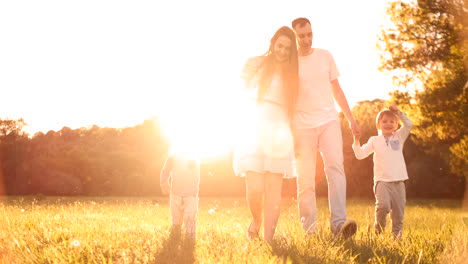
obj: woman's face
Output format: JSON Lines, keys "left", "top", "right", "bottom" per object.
{"left": 273, "top": 35, "right": 292, "bottom": 63}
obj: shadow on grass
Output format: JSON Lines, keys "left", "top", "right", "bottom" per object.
{"left": 268, "top": 232, "right": 410, "bottom": 264}
{"left": 271, "top": 242, "right": 323, "bottom": 263}
{"left": 341, "top": 234, "right": 415, "bottom": 264}
{"left": 152, "top": 232, "right": 196, "bottom": 264}
{"left": 269, "top": 234, "right": 335, "bottom": 263}
{"left": 344, "top": 240, "right": 409, "bottom": 264}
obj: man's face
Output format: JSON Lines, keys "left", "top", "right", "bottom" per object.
{"left": 273, "top": 35, "right": 292, "bottom": 63}
{"left": 294, "top": 23, "right": 313, "bottom": 50}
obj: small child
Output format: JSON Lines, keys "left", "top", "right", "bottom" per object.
{"left": 352, "top": 105, "right": 413, "bottom": 239}
{"left": 160, "top": 151, "right": 200, "bottom": 242}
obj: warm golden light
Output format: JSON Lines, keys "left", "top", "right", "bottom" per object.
{"left": 158, "top": 83, "right": 255, "bottom": 162}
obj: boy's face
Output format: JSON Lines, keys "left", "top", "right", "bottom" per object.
{"left": 378, "top": 115, "right": 398, "bottom": 136}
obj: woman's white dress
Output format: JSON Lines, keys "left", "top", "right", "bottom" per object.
{"left": 233, "top": 71, "right": 296, "bottom": 178}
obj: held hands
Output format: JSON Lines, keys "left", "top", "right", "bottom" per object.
{"left": 349, "top": 121, "right": 361, "bottom": 139}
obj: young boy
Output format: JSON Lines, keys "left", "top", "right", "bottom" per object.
{"left": 352, "top": 105, "right": 413, "bottom": 239}
{"left": 160, "top": 151, "right": 200, "bottom": 242}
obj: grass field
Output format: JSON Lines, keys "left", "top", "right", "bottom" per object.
{"left": 1, "top": 196, "right": 467, "bottom": 264}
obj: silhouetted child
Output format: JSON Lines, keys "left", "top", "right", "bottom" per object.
{"left": 160, "top": 151, "right": 200, "bottom": 243}
{"left": 352, "top": 105, "right": 413, "bottom": 239}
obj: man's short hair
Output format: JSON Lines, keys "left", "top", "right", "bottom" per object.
{"left": 292, "top": 17, "right": 311, "bottom": 29}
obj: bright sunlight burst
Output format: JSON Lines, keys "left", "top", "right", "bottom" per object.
{"left": 157, "top": 76, "right": 255, "bottom": 161}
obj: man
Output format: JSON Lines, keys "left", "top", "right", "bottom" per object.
{"left": 291, "top": 17, "right": 360, "bottom": 238}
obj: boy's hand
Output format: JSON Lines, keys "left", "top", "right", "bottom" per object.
{"left": 389, "top": 105, "right": 399, "bottom": 112}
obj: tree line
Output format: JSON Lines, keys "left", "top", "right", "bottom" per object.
{"left": 0, "top": 103, "right": 465, "bottom": 198}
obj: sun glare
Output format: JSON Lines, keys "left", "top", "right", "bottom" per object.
{"left": 158, "top": 81, "right": 255, "bottom": 162}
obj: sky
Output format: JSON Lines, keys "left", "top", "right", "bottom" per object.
{"left": 0, "top": 0, "right": 396, "bottom": 136}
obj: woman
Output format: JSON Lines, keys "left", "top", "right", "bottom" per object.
{"left": 233, "top": 26, "right": 298, "bottom": 243}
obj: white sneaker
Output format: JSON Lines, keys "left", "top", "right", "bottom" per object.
{"left": 338, "top": 219, "right": 357, "bottom": 239}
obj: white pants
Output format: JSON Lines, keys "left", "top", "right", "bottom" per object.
{"left": 170, "top": 195, "right": 199, "bottom": 239}
{"left": 294, "top": 120, "right": 347, "bottom": 234}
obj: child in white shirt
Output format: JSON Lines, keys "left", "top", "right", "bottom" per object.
{"left": 352, "top": 105, "right": 413, "bottom": 239}
{"left": 160, "top": 151, "right": 200, "bottom": 242}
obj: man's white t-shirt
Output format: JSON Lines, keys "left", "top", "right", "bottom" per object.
{"left": 294, "top": 48, "right": 340, "bottom": 129}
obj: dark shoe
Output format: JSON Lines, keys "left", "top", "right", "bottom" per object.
{"left": 246, "top": 222, "right": 259, "bottom": 240}
{"left": 338, "top": 219, "right": 357, "bottom": 239}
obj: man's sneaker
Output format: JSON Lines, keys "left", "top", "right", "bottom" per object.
{"left": 338, "top": 219, "right": 357, "bottom": 239}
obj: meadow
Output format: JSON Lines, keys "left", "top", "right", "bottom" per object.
{"left": 1, "top": 196, "right": 467, "bottom": 264}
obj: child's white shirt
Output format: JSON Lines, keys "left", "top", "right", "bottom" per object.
{"left": 352, "top": 112, "right": 413, "bottom": 184}
{"left": 160, "top": 154, "right": 200, "bottom": 196}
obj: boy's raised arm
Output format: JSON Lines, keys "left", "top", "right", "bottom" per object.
{"left": 390, "top": 105, "right": 413, "bottom": 140}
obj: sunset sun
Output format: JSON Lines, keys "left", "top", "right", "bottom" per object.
{"left": 157, "top": 79, "right": 255, "bottom": 161}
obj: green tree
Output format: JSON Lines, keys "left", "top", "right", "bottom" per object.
{"left": 0, "top": 118, "right": 27, "bottom": 137}
{"left": 0, "top": 118, "right": 30, "bottom": 194}
{"left": 378, "top": 0, "right": 467, "bottom": 179}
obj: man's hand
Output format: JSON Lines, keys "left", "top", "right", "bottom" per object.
{"left": 353, "top": 133, "right": 360, "bottom": 145}
{"left": 349, "top": 121, "right": 361, "bottom": 139}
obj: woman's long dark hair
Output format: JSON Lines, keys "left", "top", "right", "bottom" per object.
{"left": 251, "top": 26, "right": 299, "bottom": 125}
